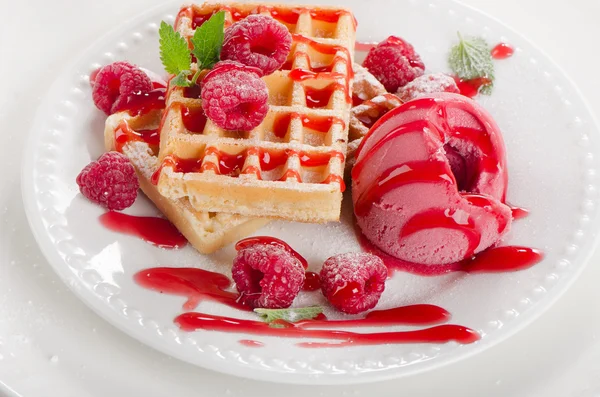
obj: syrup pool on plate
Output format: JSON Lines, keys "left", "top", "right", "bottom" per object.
{"left": 134, "top": 264, "right": 481, "bottom": 348}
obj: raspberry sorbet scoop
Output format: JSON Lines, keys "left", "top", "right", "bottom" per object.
{"left": 320, "top": 253, "right": 387, "bottom": 314}
{"left": 232, "top": 242, "right": 305, "bottom": 309}
{"left": 352, "top": 93, "right": 512, "bottom": 266}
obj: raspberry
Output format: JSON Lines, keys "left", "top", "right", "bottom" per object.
{"left": 76, "top": 152, "right": 139, "bottom": 211}
{"left": 397, "top": 73, "right": 459, "bottom": 102}
{"left": 320, "top": 253, "right": 387, "bottom": 314}
{"left": 221, "top": 15, "right": 292, "bottom": 75}
{"left": 232, "top": 242, "right": 305, "bottom": 309}
{"left": 201, "top": 61, "right": 269, "bottom": 131}
{"left": 92, "top": 61, "right": 152, "bottom": 115}
{"left": 363, "top": 36, "right": 425, "bottom": 92}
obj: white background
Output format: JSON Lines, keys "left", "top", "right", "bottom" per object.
{"left": 2, "top": 0, "right": 600, "bottom": 396}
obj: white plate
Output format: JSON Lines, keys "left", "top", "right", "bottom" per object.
{"left": 20, "top": 0, "right": 600, "bottom": 385}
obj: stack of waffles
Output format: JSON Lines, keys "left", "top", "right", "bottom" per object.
{"left": 104, "top": 2, "right": 402, "bottom": 254}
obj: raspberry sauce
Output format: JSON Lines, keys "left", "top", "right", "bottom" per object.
{"left": 291, "top": 34, "right": 354, "bottom": 104}
{"left": 273, "top": 113, "right": 292, "bottom": 138}
{"left": 305, "top": 84, "right": 337, "bottom": 108}
{"left": 181, "top": 106, "right": 208, "bottom": 133}
{"left": 113, "top": 121, "right": 159, "bottom": 153}
{"left": 238, "top": 339, "right": 264, "bottom": 347}
{"left": 205, "top": 147, "right": 246, "bottom": 176}
{"left": 114, "top": 88, "right": 167, "bottom": 116}
{"left": 354, "top": 160, "right": 453, "bottom": 217}
{"left": 510, "top": 205, "right": 529, "bottom": 220}
{"left": 134, "top": 267, "right": 249, "bottom": 311}
{"left": 400, "top": 209, "right": 482, "bottom": 257}
{"left": 236, "top": 236, "right": 308, "bottom": 269}
{"left": 99, "top": 212, "right": 187, "bottom": 249}
{"left": 322, "top": 174, "right": 346, "bottom": 192}
{"left": 358, "top": 230, "right": 543, "bottom": 276}
{"left": 135, "top": 249, "right": 480, "bottom": 346}
{"left": 174, "top": 312, "right": 479, "bottom": 347}
{"left": 273, "top": 113, "right": 345, "bottom": 138}
{"left": 256, "top": 149, "right": 288, "bottom": 171}
{"left": 491, "top": 43, "right": 515, "bottom": 59}
{"left": 260, "top": 6, "right": 302, "bottom": 25}
{"left": 452, "top": 76, "right": 492, "bottom": 98}
{"left": 301, "top": 115, "right": 345, "bottom": 132}
{"left": 302, "top": 271, "right": 321, "bottom": 291}
{"left": 279, "top": 170, "right": 302, "bottom": 182}
{"left": 299, "top": 151, "right": 345, "bottom": 167}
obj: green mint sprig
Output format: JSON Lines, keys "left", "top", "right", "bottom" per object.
{"left": 255, "top": 306, "right": 323, "bottom": 328}
{"left": 448, "top": 32, "right": 494, "bottom": 95}
{"left": 158, "top": 12, "right": 225, "bottom": 88}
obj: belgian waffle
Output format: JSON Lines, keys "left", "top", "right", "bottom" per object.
{"left": 347, "top": 64, "right": 402, "bottom": 170}
{"left": 154, "top": 3, "right": 356, "bottom": 223}
{"left": 104, "top": 109, "right": 270, "bottom": 254}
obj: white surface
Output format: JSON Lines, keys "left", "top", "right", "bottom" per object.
{"left": 21, "top": 0, "right": 600, "bottom": 385}
{"left": 2, "top": 0, "right": 600, "bottom": 395}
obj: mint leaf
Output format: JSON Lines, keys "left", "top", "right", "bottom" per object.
{"left": 254, "top": 306, "right": 323, "bottom": 327}
{"left": 190, "top": 11, "right": 225, "bottom": 69}
{"left": 159, "top": 21, "right": 191, "bottom": 75}
{"left": 448, "top": 32, "right": 494, "bottom": 95}
{"left": 171, "top": 70, "right": 193, "bottom": 87}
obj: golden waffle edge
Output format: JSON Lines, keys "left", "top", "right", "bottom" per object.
{"left": 154, "top": 2, "right": 357, "bottom": 223}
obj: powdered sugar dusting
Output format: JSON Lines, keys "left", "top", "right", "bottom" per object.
{"left": 397, "top": 73, "right": 459, "bottom": 102}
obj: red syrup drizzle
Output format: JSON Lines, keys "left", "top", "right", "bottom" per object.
{"left": 183, "top": 84, "right": 202, "bottom": 99}
{"left": 510, "top": 205, "right": 529, "bottom": 220}
{"left": 273, "top": 113, "right": 346, "bottom": 139}
{"left": 135, "top": 262, "right": 480, "bottom": 346}
{"left": 205, "top": 147, "right": 246, "bottom": 176}
{"left": 491, "top": 43, "right": 515, "bottom": 59}
{"left": 260, "top": 6, "right": 302, "bottom": 25}
{"left": 181, "top": 106, "right": 208, "bottom": 133}
{"left": 305, "top": 84, "right": 337, "bottom": 108}
{"left": 299, "top": 151, "right": 345, "bottom": 167}
{"left": 113, "top": 88, "right": 167, "bottom": 116}
{"left": 174, "top": 312, "right": 479, "bottom": 348}
{"left": 113, "top": 121, "right": 159, "bottom": 153}
{"left": 302, "top": 271, "right": 321, "bottom": 291}
{"left": 352, "top": 94, "right": 365, "bottom": 107}
{"left": 301, "top": 114, "right": 345, "bottom": 132}
{"left": 400, "top": 209, "right": 481, "bottom": 257}
{"left": 236, "top": 236, "right": 308, "bottom": 269}
{"left": 256, "top": 149, "right": 289, "bottom": 171}
{"left": 290, "top": 34, "right": 354, "bottom": 104}
{"left": 354, "top": 160, "right": 455, "bottom": 217}
{"left": 134, "top": 267, "right": 249, "bottom": 311}
{"left": 238, "top": 339, "right": 264, "bottom": 347}
{"left": 452, "top": 76, "right": 492, "bottom": 98}
{"left": 99, "top": 212, "right": 187, "bottom": 249}
{"left": 272, "top": 113, "right": 292, "bottom": 138}
{"left": 357, "top": 227, "right": 543, "bottom": 276}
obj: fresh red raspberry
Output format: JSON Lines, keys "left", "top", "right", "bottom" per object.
{"left": 201, "top": 61, "right": 269, "bottom": 131}
{"left": 221, "top": 15, "right": 292, "bottom": 76}
{"left": 320, "top": 253, "right": 387, "bottom": 314}
{"left": 396, "top": 73, "right": 459, "bottom": 102}
{"left": 92, "top": 61, "right": 152, "bottom": 115}
{"left": 76, "top": 152, "right": 139, "bottom": 211}
{"left": 363, "top": 36, "right": 425, "bottom": 92}
{"left": 232, "top": 242, "right": 305, "bottom": 309}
